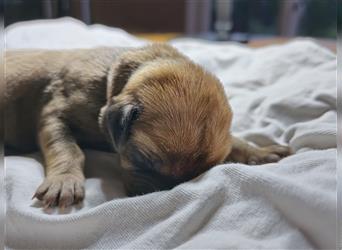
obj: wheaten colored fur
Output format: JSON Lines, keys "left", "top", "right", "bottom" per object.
{"left": 3, "top": 44, "right": 290, "bottom": 207}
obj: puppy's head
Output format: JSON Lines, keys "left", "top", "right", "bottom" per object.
{"left": 100, "top": 45, "right": 233, "bottom": 195}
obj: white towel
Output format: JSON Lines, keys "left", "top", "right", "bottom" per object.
{"left": 4, "top": 17, "right": 337, "bottom": 249}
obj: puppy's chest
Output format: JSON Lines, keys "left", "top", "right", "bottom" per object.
{"left": 66, "top": 83, "right": 110, "bottom": 150}
{"left": 48, "top": 50, "right": 127, "bottom": 151}
{"left": 73, "top": 126, "right": 111, "bottom": 151}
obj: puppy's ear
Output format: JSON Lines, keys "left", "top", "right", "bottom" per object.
{"left": 105, "top": 102, "right": 142, "bottom": 151}
{"left": 107, "top": 44, "right": 183, "bottom": 99}
{"left": 107, "top": 59, "right": 140, "bottom": 99}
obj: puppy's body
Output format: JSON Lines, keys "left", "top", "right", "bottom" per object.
{"left": 3, "top": 44, "right": 290, "bottom": 207}
{"left": 4, "top": 48, "right": 127, "bottom": 152}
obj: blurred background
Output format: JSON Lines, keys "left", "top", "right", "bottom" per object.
{"left": 4, "top": 0, "right": 337, "bottom": 50}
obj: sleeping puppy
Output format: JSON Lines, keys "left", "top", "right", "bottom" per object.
{"left": 3, "top": 44, "right": 290, "bottom": 207}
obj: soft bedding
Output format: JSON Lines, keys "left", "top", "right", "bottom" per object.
{"left": 4, "top": 17, "right": 337, "bottom": 249}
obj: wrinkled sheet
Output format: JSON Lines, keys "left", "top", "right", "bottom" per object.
{"left": 5, "top": 17, "right": 337, "bottom": 249}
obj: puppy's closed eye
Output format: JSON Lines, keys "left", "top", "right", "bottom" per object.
{"left": 105, "top": 102, "right": 142, "bottom": 152}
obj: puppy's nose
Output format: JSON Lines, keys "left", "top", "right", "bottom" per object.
{"left": 169, "top": 164, "right": 189, "bottom": 178}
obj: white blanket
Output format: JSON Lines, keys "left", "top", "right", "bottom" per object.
{"left": 4, "top": 17, "right": 337, "bottom": 249}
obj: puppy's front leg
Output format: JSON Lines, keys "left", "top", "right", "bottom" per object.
{"left": 33, "top": 101, "right": 85, "bottom": 208}
{"left": 226, "top": 136, "right": 291, "bottom": 165}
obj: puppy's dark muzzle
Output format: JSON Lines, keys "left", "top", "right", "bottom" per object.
{"left": 122, "top": 170, "right": 183, "bottom": 197}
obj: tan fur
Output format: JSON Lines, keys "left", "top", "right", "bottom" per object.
{"left": 3, "top": 43, "right": 290, "bottom": 207}
{"left": 124, "top": 59, "right": 233, "bottom": 178}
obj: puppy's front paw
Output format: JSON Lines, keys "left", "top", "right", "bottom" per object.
{"left": 247, "top": 145, "right": 291, "bottom": 165}
{"left": 33, "top": 174, "right": 85, "bottom": 208}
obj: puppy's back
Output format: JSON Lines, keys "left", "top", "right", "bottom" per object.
{"left": 3, "top": 48, "right": 127, "bottom": 106}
